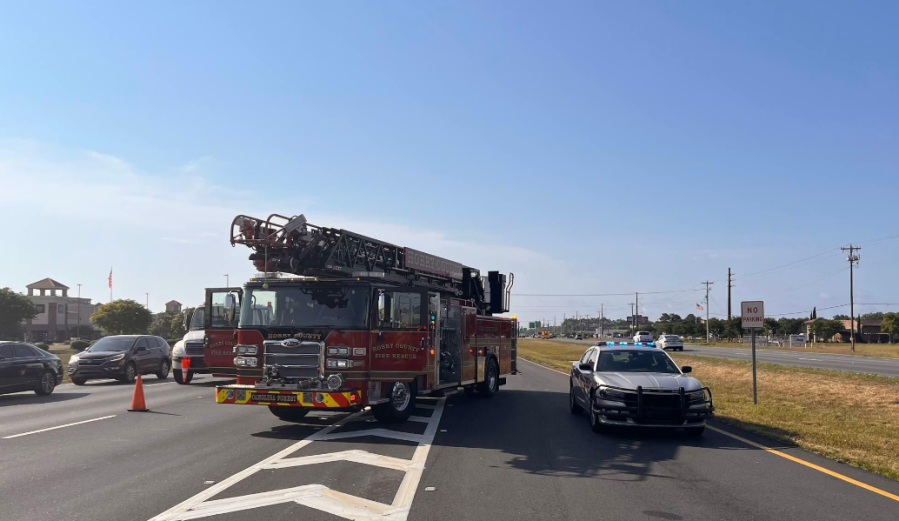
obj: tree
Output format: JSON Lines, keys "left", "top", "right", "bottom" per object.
{"left": 881, "top": 312, "right": 899, "bottom": 344}
{"left": 810, "top": 307, "right": 817, "bottom": 320}
{"left": 723, "top": 317, "right": 743, "bottom": 340}
{"left": 150, "top": 311, "right": 176, "bottom": 337}
{"left": 810, "top": 319, "right": 843, "bottom": 343}
{"left": 763, "top": 318, "right": 779, "bottom": 335}
{"left": 0, "top": 288, "right": 39, "bottom": 340}
{"left": 833, "top": 314, "right": 850, "bottom": 320}
{"left": 170, "top": 312, "right": 187, "bottom": 339}
{"left": 861, "top": 311, "right": 884, "bottom": 321}
{"left": 90, "top": 300, "right": 153, "bottom": 335}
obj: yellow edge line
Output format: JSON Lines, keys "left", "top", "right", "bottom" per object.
{"left": 519, "top": 358, "right": 899, "bottom": 503}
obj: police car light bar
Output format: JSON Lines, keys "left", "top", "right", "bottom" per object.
{"left": 598, "top": 341, "right": 657, "bottom": 348}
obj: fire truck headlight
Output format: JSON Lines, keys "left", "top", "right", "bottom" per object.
{"left": 327, "top": 374, "right": 343, "bottom": 390}
{"left": 225, "top": 390, "right": 234, "bottom": 400}
{"left": 326, "top": 359, "right": 349, "bottom": 369}
{"left": 352, "top": 348, "right": 366, "bottom": 356}
{"left": 234, "top": 356, "right": 258, "bottom": 368}
{"left": 327, "top": 346, "right": 349, "bottom": 356}
{"left": 232, "top": 345, "right": 258, "bottom": 355}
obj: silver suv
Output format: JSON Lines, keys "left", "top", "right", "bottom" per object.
{"left": 569, "top": 343, "right": 713, "bottom": 435}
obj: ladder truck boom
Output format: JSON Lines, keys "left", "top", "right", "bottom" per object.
{"left": 230, "top": 213, "right": 513, "bottom": 315}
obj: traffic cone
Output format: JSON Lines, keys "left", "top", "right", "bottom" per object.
{"left": 128, "top": 374, "right": 148, "bottom": 412}
{"left": 181, "top": 357, "right": 190, "bottom": 372}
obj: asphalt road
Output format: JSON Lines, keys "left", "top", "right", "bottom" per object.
{"left": 1, "top": 365, "right": 898, "bottom": 521}
{"left": 549, "top": 337, "right": 899, "bottom": 377}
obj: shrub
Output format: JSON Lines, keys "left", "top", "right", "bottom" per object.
{"left": 71, "top": 340, "right": 90, "bottom": 352}
{"left": 34, "top": 343, "right": 50, "bottom": 350}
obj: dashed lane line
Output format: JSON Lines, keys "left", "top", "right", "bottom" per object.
{"left": 518, "top": 357, "right": 899, "bottom": 503}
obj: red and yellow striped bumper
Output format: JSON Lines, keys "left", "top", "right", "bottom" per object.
{"left": 215, "top": 386, "right": 361, "bottom": 408}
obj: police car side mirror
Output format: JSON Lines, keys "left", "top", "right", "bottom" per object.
{"left": 578, "top": 363, "right": 592, "bottom": 371}
{"left": 681, "top": 366, "right": 692, "bottom": 374}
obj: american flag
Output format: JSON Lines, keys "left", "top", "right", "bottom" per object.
{"left": 696, "top": 303, "right": 703, "bottom": 311}
{"left": 108, "top": 267, "right": 113, "bottom": 289}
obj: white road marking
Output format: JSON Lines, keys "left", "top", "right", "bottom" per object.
{"left": 150, "top": 399, "right": 446, "bottom": 521}
{"left": 2, "top": 415, "right": 117, "bottom": 439}
{"left": 798, "top": 358, "right": 823, "bottom": 361}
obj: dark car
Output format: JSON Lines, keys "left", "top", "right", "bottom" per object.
{"left": 0, "top": 342, "right": 64, "bottom": 396}
{"left": 68, "top": 335, "right": 171, "bottom": 385}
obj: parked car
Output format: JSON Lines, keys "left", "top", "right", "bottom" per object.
{"left": 68, "top": 335, "right": 171, "bottom": 385}
{"left": 569, "top": 344, "right": 713, "bottom": 435}
{"left": 657, "top": 334, "right": 684, "bottom": 351}
{"left": 575, "top": 334, "right": 583, "bottom": 340}
{"left": 0, "top": 342, "right": 63, "bottom": 396}
{"left": 633, "top": 331, "right": 653, "bottom": 343}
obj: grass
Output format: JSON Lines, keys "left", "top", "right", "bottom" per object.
{"left": 692, "top": 340, "right": 899, "bottom": 359}
{"left": 518, "top": 339, "right": 899, "bottom": 481}
{"left": 48, "top": 346, "right": 76, "bottom": 383}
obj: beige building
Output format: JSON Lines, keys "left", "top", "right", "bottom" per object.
{"left": 24, "top": 278, "right": 100, "bottom": 342}
{"left": 165, "top": 300, "right": 182, "bottom": 313}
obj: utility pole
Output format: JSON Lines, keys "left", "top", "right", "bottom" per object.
{"left": 76, "top": 284, "right": 82, "bottom": 337}
{"left": 841, "top": 245, "right": 861, "bottom": 352}
{"left": 599, "top": 304, "right": 604, "bottom": 338}
{"left": 224, "top": 274, "right": 230, "bottom": 287}
{"left": 702, "top": 281, "right": 714, "bottom": 341}
{"left": 629, "top": 303, "right": 635, "bottom": 333}
{"left": 727, "top": 268, "right": 734, "bottom": 320}
{"left": 635, "top": 292, "right": 639, "bottom": 326}
{"left": 146, "top": 293, "right": 149, "bottom": 309}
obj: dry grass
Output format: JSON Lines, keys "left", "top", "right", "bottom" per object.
{"left": 693, "top": 340, "right": 899, "bottom": 359}
{"left": 518, "top": 339, "right": 899, "bottom": 481}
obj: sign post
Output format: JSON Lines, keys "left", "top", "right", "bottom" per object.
{"left": 741, "top": 301, "right": 764, "bottom": 405}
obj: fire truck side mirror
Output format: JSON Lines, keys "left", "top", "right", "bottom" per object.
{"left": 224, "top": 294, "right": 237, "bottom": 323}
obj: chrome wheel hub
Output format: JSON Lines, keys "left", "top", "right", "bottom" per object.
{"left": 391, "top": 382, "right": 411, "bottom": 411}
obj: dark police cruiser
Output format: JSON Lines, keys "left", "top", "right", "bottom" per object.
{"left": 569, "top": 341, "right": 713, "bottom": 436}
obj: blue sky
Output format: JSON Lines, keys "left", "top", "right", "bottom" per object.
{"left": 2, "top": 1, "right": 898, "bottom": 323}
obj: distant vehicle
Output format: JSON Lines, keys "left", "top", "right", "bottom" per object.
{"left": 68, "top": 335, "right": 171, "bottom": 385}
{"left": 575, "top": 334, "right": 583, "bottom": 340}
{"left": 657, "top": 335, "right": 684, "bottom": 351}
{"left": 569, "top": 344, "right": 713, "bottom": 435}
{"left": 171, "top": 305, "right": 209, "bottom": 384}
{"left": 0, "top": 342, "right": 63, "bottom": 396}
{"left": 633, "top": 331, "right": 653, "bottom": 343}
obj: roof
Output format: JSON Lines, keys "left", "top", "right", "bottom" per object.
{"left": 166, "top": 300, "right": 181, "bottom": 305}
{"left": 26, "top": 277, "right": 69, "bottom": 290}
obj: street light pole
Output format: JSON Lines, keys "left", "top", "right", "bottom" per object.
{"left": 77, "top": 284, "right": 82, "bottom": 336}
{"left": 146, "top": 293, "right": 149, "bottom": 309}
{"left": 224, "top": 274, "right": 229, "bottom": 287}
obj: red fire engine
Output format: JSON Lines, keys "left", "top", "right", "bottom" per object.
{"left": 206, "top": 213, "right": 517, "bottom": 424}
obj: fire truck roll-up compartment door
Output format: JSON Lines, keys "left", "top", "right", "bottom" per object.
{"left": 370, "top": 288, "right": 428, "bottom": 386}
{"left": 204, "top": 287, "right": 243, "bottom": 376}
{"left": 434, "top": 295, "right": 462, "bottom": 387}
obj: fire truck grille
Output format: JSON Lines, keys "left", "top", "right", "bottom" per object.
{"left": 263, "top": 340, "right": 323, "bottom": 381}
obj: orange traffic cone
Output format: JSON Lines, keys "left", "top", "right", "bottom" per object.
{"left": 181, "top": 357, "right": 190, "bottom": 372}
{"left": 128, "top": 374, "right": 148, "bottom": 412}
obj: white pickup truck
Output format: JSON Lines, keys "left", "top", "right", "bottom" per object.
{"left": 170, "top": 305, "right": 209, "bottom": 384}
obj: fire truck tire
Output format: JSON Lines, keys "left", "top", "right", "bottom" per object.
{"left": 268, "top": 406, "right": 309, "bottom": 422}
{"left": 173, "top": 369, "right": 194, "bottom": 385}
{"left": 477, "top": 358, "right": 499, "bottom": 397}
{"left": 372, "top": 381, "right": 417, "bottom": 424}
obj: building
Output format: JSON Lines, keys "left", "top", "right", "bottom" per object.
{"left": 804, "top": 318, "right": 890, "bottom": 343}
{"left": 24, "top": 278, "right": 100, "bottom": 342}
{"left": 165, "top": 300, "right": 182, "bottom": 313}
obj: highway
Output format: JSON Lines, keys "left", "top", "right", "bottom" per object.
{"left": 549, "top": 338, "right": 899, "bottom": 377}
{"left": 1, "top": 364, "right": 898, "bottom": 521}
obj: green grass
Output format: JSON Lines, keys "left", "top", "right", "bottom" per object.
{"left": 49, "top": 347, "right": 76, "bottom": 383}
{"left": 518, "top": 339, "right": 899, "bottom": 481}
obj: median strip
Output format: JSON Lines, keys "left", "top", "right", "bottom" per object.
{"left": 3, "top": 415, "right": 117, "bottom": 439}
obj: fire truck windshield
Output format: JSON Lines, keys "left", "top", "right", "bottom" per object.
{"left": 239, "top": 285, "right": 370, "bottom": 329}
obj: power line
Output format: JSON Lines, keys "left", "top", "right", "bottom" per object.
{"left": 736, "top": 248, "right": 843, "bottom": 280}
{"left": 766, "top": 303, "right": 848, "bottom": 317}
{"left": 515, "top": 288, "right": 699, "bottom": 297}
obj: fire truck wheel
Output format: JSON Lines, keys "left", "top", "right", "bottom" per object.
{"left": 268, "top": 406, "right": 309, "bottom": 422}
{"left": 372, "top": 381, "right": 417, "bottom": 424}
{"left": 477, "top": 358, "right": 499, "bottom": 398}
{"left": 173, "top": 369, "right": 193, "bottom": 384}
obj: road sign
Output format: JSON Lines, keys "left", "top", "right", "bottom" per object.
{"left": 741, "top": 301, "right": 764, "bottom": 329}
{"left": 741, "top": 300, "right": 764, "bottom": 405}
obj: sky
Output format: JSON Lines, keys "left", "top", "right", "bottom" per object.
{"left": 1, "top": 1, "right": 898, "bottom": 324}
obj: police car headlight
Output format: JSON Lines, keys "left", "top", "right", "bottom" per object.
{"left": 599, "top": 387, "right": 627, "bottom": 400}
{"left": 687, "top": 389, "right": 706, "bottom": 403}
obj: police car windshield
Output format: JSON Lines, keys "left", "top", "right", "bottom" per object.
{"left": 598, "top": 350, "right": 680, "bottom": 374}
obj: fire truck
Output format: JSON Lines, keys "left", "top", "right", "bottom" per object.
{"left": 207, "top": 213, "right": 517, "bottom": 424}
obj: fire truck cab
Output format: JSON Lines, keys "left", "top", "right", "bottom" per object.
{"left": 209, "top": 213, "right": 517, "bottom": 424}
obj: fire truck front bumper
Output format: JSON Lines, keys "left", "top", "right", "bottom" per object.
{"left": 215, "top": 385, "right": 363, "bottom": 409}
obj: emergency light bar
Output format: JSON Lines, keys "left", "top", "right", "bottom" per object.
{"left": 597, "top": 341, "right": 657, "bottom": 348}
